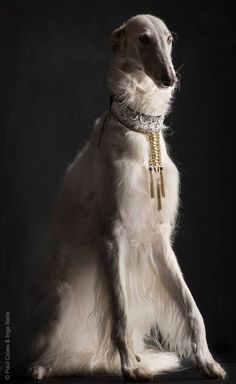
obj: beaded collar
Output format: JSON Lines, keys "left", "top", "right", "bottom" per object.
{"left": 110, "top": 98, "right": 164, "bottom": 133}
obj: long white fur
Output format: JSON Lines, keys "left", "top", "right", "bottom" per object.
{"left": 26, "top": 14, "right": 225, "bottom": 381}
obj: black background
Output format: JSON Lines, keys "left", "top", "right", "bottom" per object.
{"left": 0, "top": 0, "right": 236, "bottom": 375}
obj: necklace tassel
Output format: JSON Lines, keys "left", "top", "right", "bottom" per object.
{"left": 157, "top": 180, "right": 162, "bottom": 211}
{"left": 147, "top": 131, "right": 165, "bottom": 210}
{"left": 160, "top": 166, "right": 165, "bottom": 198}
{"left": 149, "top": 167, "right": 155, "bottom": 198}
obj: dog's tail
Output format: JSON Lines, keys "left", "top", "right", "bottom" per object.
{"left": 89, "top": 349, "right": 181, "bottom": 376}
{"left": 137, "top": 351, "right": 181, "bottom": 374}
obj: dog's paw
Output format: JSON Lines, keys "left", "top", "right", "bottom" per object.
{"left": 122, "top": 366, "right": 153, "bottom": 381}
{"left": 200, "top": 360, "right": 226, "bottom": 380}
{"left": 134, "top": 367, "right": 153, "bottom": 381}
{"left": 27, "top": 365, "right": 46, "bottom": 380}
{"left": 193, "top": 346, "right": 226, "bottom": 380}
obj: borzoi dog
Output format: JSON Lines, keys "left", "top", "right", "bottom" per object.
{"left": 27, "top": 14, "right": 226, "bottom": 381}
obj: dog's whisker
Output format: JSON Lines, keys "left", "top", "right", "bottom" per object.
{"left": 175, "top": 62, "right": 185, "bottom": 74}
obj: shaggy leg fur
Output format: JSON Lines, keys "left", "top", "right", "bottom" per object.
{"left": 100, "top": 227, "right": 154, "bottom": 381}
{"left": 153, "top": 225, "right": 226, "bottom": 379}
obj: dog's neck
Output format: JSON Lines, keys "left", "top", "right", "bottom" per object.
{"left": 108, "top": 60, "right": 174, "bottom": 117}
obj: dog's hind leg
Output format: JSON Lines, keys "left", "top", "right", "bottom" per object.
{"left": 25, "top": 278, "right": 70, "bottom": 380}
{"left": 153, "top": 224, "right": 226, "bottom": 379}
{"left": 99, "top": 223, "right": 153, "bottom": 382}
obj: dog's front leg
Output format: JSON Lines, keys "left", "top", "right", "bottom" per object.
{"left": 100, "top": 223, "right": 153, "bottom": 382}
{"left": 154, "top": 224, "right": 225, "bottom": 379}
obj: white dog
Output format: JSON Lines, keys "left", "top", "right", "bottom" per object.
{"left": 27, "top": 14, "right": 226, "bottom": 381}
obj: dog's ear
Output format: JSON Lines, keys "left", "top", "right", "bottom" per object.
{"left": 110, "top": 23, "right": 126, "bottom": 55}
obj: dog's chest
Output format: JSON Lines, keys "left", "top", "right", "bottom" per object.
{"left": 114, "top": 130, "right": 179, "bottom": 234}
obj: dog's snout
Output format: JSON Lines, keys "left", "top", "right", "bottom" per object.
{"left": 161, "top": 73, "right": 175, "bottom": 87}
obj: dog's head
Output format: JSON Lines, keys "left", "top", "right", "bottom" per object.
{"left": 111, "top": 15, "right": 177, "bottom": 89}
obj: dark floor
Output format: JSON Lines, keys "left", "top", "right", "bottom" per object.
{"left": 9, "top": 361, "right": 236, "bottom": 384}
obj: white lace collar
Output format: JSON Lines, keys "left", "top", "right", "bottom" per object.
{"left": 110, "top": 97, "right": 164, "bottom": 133}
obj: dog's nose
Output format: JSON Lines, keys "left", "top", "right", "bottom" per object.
{"left": 161, "top": 73, "right": 175, "bottom": 87}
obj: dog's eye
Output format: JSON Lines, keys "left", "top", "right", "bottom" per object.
{"left": 167, "top": 35, "right": 173, "bottom": 45}
{"left": 139, "top": 34, "right": 152, "bottom": 45}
